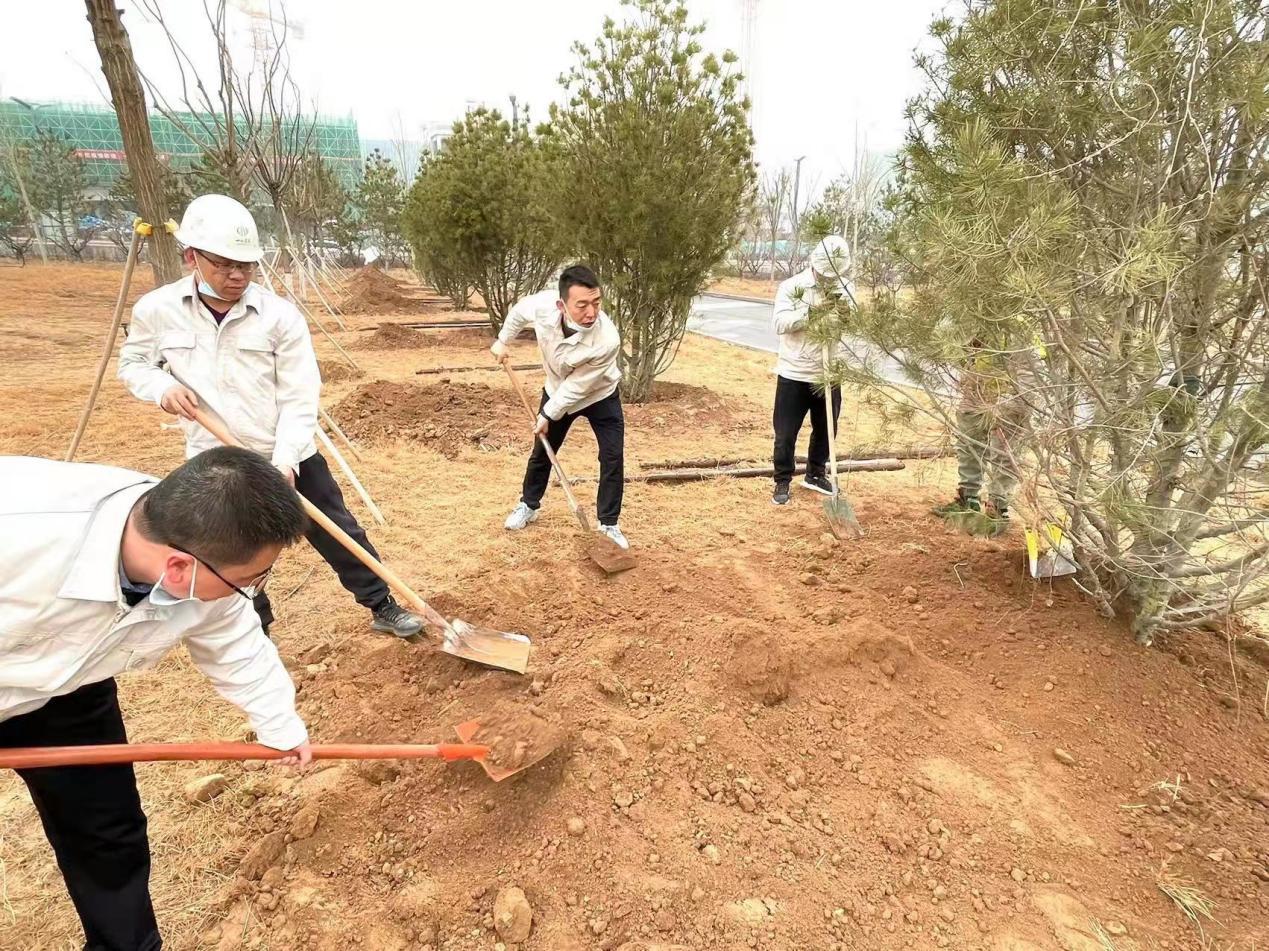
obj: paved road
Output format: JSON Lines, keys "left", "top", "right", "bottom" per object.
{"left": 688, "top": 294, "right": 777, "bottom": 352}
{"left": 688, "top": 294, "right": 912, "bottom": 388}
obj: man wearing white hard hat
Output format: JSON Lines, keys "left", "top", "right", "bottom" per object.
{"left": 118, "top": 194, "right": 423, "bottom": 639}
{"left": 769, "top": 235, "right": 853, "bottom": 506}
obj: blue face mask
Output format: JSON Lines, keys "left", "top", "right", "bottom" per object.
{"left": 194, "top": 261, "right": 228, "bottom": 301}
{"left": 150, "top": 560, "right": 199, "bottom": 607}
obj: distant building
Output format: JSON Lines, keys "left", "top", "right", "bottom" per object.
{"left": 0, "top": 98, "right": 363, "bottom": 195}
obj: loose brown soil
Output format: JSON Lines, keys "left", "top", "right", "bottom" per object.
{"left": 317, "top": 359, "right": 364, "bottom": 383}
{"left": 1, "top": 263, "right": 1267, "bottom": 951}
{"left": 339, "top": 266, "right": 437, "bottom": 315}
{"left": 353, "top": 322, "right": 432, "bottom": 350}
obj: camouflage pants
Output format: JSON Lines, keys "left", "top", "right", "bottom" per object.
{"left": 955, "top": 407, "right": 1024, "bottom": 508}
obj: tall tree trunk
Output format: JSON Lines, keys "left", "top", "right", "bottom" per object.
{"left": 85, "top": 0, "right": 182, "bottom": 285}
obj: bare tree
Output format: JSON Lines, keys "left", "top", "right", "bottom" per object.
{"left": 136, "top": 0, "right": 256, "bottom": 202}
{"left": 758, "top": 168, "right": 789, "bottom": 282}
{"left": 230, "top": 4, "right": 316, "bottom": 259}
{"left": 85, "top": 0, "right": 183, "bottom": 283}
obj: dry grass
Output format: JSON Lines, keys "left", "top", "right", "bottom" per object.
{"left": 1158, "top": 863, "right": 1218, "bottom": 939}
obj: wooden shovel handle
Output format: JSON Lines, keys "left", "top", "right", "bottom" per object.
{"left": 0, "top": 742, "right": 490, "bottom": 769}
{"left": 500, "top": 360, "right": 586, "bottom": 512}
{"left": 187, "top": 405, "right": 449, "bottom": 631}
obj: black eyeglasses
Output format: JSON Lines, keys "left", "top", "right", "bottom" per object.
{"left": 171, "top": 544, "right": 272, "bottom": 601}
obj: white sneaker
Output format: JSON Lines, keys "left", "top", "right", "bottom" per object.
{"left": 504, "top": 502, "right": 540, "bottom": 531}
{"left": 597, "top": 524, "right": 630, "bottom": 550}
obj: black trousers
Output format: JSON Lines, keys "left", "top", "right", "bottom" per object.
{"left": 772, "top": 375, "right": 842, "bottom": 485}
{"left": 0, "top": 680, "right": 161, "bottom": 951}
{"left": 522, "top": 389, "right": 625, "bottom": 525}
{"left": 252, "top": 450, "right": 388, "bottom": 632}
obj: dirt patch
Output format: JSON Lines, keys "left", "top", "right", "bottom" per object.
{"left": 339, "top": 266, "right": 434, "bottom": 315}
{"left": 5, "top": 263, "right": 1269, "bottom": 951}
{"left": 352, "top": 322, "right": 431, "bottom": 350}
{"left": 317, "top": 358, "right": 364, "bottom": 383}
{"left": 332, "top": 380, "right": 525, "bottom": 457}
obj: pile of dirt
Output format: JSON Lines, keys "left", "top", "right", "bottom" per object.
{"left": 317, "top": 358, "right": 364, "bottom": 383}
{"left": 339, "top": 266, "right": 432, "bottom": 315}
{"left": 625, "top": 379, "right": 751, "bottom": 433}
{"left": 353, "top": 323, "right": 431, "bottom": 350}
{"left": 332, "top": 380, "right": 525, "bottom": 457}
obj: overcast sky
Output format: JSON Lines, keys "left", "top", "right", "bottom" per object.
{"left": 0, "top": 0, "right": 948, "bottom": 191}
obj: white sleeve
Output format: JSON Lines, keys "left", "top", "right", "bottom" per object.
{"left": 117, "top": 296, "right": 181, "bottom": 405}
{"left": 498, "top": 297, "right": 534, "bottom": 345}
{"left": 772, "top": 282, "right": 808, "bottom": 335}
{"left": 269, "top": 305, "right": 321, "bottom": 473}
{"left": 184, "top": 600, "right": 308, "bottom": 750}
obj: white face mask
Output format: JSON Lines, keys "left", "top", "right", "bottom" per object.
{"left": 150, "top": 560, "right": 199, "bottom": 606}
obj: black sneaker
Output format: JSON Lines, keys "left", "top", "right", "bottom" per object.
{"left": 800, "top": 473, "right": 833, "bottom": 496}
{"left": 772, "top": 483, "right": 791, "bottom": 505}
{"left": 371, "top": 598, "right": 424, "bottom": 638}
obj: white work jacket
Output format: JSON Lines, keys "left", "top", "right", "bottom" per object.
{"left": 498, "top": 290, "right": 622, "bottom": 420}
{"left": 0, "top": 456, "right": 308, "bottom": 750}
{"left": 118, "top": 276, "right": 320, "bottom": 473}
{"left": 772, "top": 269, "right": 852, "bottom": 384}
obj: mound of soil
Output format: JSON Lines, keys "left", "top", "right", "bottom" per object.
{"left": 332, "top": 380, "right": 525, "bottom": 457}
{"left": 353, "top": 323, "right": 431, "bottom": 350}
{"left": 339, "top": 266, "right": 433, "bottom": 315}
{"left": 626, "top": 379, "right": 751, "bottom": 432}
{"left": 317, "top": 359, "right": 364, "bottom": 383}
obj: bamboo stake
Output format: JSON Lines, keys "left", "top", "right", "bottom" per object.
{"left": 315, "top": 425, "right": 385, "bottom": 525}
{"left": 319, "top": 406, "right": 364, "bottom": 462}
{"left": 66, "top": 223, "right": 147, "bottom": 461}
{"left": 573, "top": 459, "right": 904, "bottom": 484}
{"left": 261, "top": 257, "right": 361, "bottom": 371}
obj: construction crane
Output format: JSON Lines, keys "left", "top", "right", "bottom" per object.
{"left": 738, "top": 0, "right": 760, "bottom": 133}
{"left": 228, "top": 0, "right": 306, "bottom": 73}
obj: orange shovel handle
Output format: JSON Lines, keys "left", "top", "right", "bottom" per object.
{"left": 0, "top": 742, "right": 490, "bottom": 769}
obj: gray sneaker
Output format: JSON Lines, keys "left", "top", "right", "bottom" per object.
{"left": 504, "top": 502, "right": 540, "bottom": 531}
{"left": 371, "top": 598, "right": 423, "bottom": 638}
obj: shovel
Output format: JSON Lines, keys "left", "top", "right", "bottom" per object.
{"left": 500, "top": 360, "right": 636, "bottom": 574}
{"left": 821, "top": 345, "right": 864, "bottom": 540}
{"left": 1025, "top": 523, "right": 1078, "bottom": 579}
{"left": 0, "top": 740, "right": 544, "bottom": 784}
{"left": 186, "top": 402, "right": 533, "bottom": 674}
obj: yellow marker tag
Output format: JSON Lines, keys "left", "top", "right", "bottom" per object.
{"left": 1024, "top": 527, "right": 1040, "bottom": 576}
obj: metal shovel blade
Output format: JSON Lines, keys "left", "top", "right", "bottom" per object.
{"left": 439, "top": 620, "right": 532, "bottom": 674}
{"left": 454, "top": 718, "right": 560, "bottom": 782}
{"left": 824, "top": 493, "right": 864, "bottom": 540}
{"left": 572, "top": 504, "right": 593, "bottom": 532}
{"left": 586, "top": 536, "right": 637, "bottom": 574}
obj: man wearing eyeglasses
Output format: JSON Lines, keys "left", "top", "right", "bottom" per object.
{"left": 118, "top": 194, "right": 422, "bottom": 640}
{"left": 0, "top": 447, "right": 311, "bottom": 950}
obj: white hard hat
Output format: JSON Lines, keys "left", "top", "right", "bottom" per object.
{"left": 809, "top": 234, "right": 851, "bottom": 279}
{"left": 176, "top": 194, "right": 263, "bottom": 263}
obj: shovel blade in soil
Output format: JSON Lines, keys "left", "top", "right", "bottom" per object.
{"left": 824, "top": 494, "right": 864, "bottom": 540}
{"left": 572, "top": 505, "right": 593, "bottom": 532}
{"left": 440, "top": 621, "right": 532, "bottom": 674}
{"left": 586, "top": 537, "right": 637, "bottom": 574}
{"left": 454, "top": 719, "right": 559, "bottom": 782}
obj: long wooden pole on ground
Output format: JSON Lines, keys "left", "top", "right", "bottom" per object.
{"left": 573, "top": 459, "right": 904, "bottom": 484}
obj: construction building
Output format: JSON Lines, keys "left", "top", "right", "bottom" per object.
{"left": 0, "top": 98, "right": 363, "bottom": 197}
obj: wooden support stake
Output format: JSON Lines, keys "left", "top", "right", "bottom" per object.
{"left": 315, "top": 425, "right": 385, "bottom": 525}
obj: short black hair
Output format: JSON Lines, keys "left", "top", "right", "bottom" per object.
{"left": 559, "top": 264, "right": 600, "bottom": 302}
{"left": 137, "top": 447, "right": 307, "bottom": 567}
